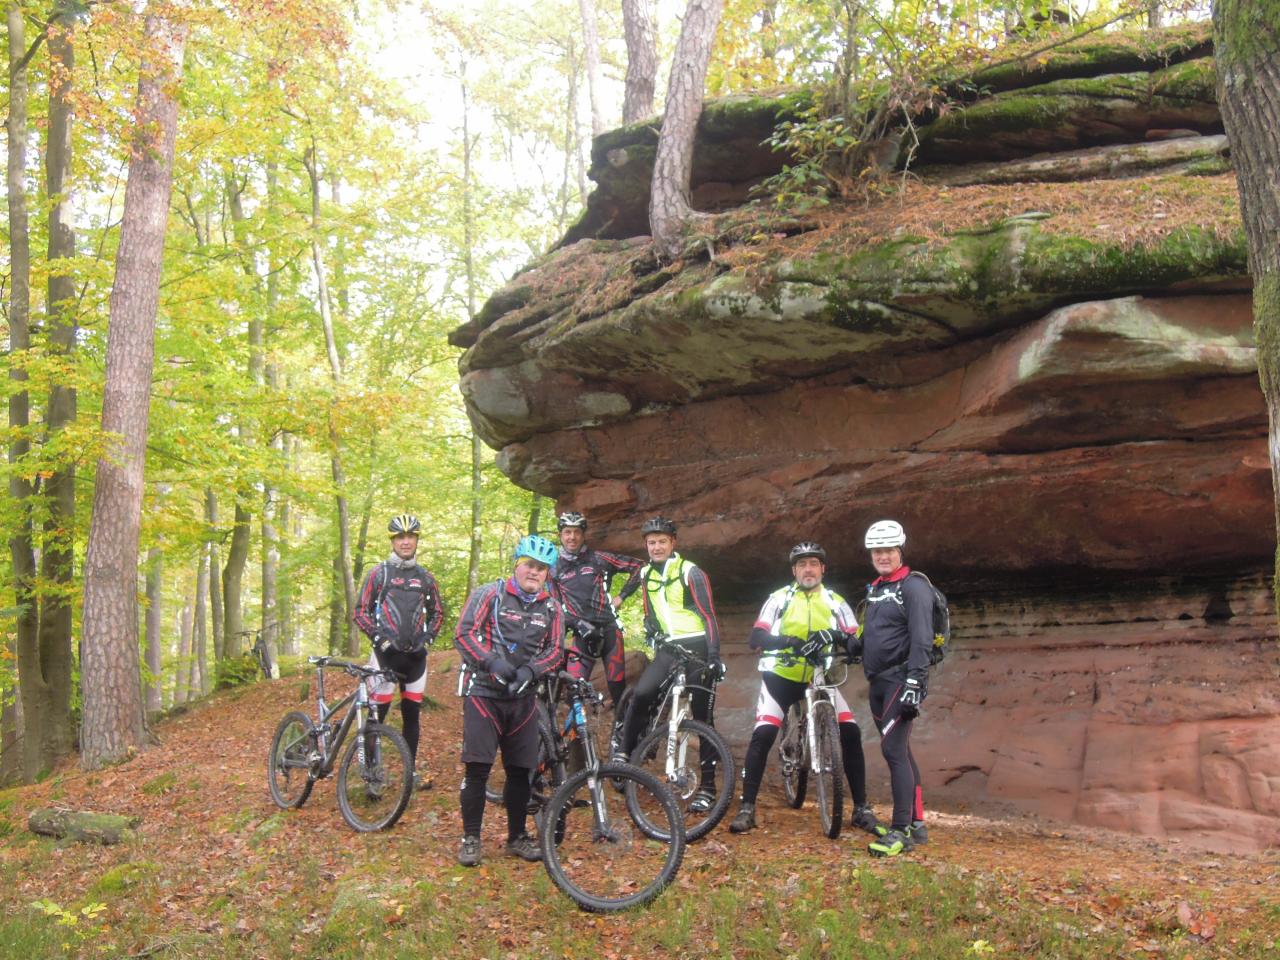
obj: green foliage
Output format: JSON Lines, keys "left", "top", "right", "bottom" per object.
{"left": 214, "top": 656, "right": 263, "bottom": 691}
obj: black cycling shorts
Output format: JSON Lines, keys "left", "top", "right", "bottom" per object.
{"left": 461, "top": 694, "right": 541, "bottom": 767}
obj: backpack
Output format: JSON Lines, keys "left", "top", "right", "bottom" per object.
{"left": 858, "top": 571, "right": 951, "bottom": 666}
{"left": 375, "top": 563, "right": 432, "bottom": 653}
{"left": 907, "top": 572, "right": 951, "bottom": 665}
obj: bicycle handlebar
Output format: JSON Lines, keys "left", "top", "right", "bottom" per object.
{"left": 307, "top": 656, "right": 399, "bottom": 683}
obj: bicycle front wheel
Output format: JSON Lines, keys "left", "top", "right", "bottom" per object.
{"left": 779, "top": 703, "right": 807, "bottom": 808}
{"left": 336, "top": 722, "right": 413, "bottom": 831}
{"left": 268, "top": 710, "right": 315, "bottom": 809}
{"left": 814, "top": 706, "right": 843, "bottom": 839}
{"left": 629, "top": 719, "right": 734, "bottom": 842}
{"left": 541, "top": 761, "right": 685, "bottom": 913}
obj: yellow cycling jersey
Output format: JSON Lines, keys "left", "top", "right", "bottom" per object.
{"left": 753, "top": 583, "right": 857, "bottom": 683}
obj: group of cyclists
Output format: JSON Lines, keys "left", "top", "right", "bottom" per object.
{"left": 353, "top": 509, "right": 934, "bottom": 866}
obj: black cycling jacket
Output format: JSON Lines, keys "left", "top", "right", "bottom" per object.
{"left": 860, "top": 566, "right": 934, "bottom": 681}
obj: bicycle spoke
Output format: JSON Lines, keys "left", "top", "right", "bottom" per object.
{"left": 336, "top": 723, "right": 413, "bottom": 832}
{"left": 267, "top": 711, "right": 315, "bottom": 809}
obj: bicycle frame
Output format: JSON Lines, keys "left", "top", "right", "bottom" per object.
{"left": 802, "top": 655, "right": 847, "bottom": 776}
{"left": 648, "top": 641, "right": 717, "bottom": 789}
{"left": 308, "top": 658, "right": 378, "bottom": 779}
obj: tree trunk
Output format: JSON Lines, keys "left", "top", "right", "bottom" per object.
{"left": 7, "top": 0, "right": 40, "bottom": 785}
{"left": 28, "top": 809, "right": 140, "bottom": 845}
{"left": 353, "top": 433, "right": 376, "bottom": 588}
{"left": 222, "top": 498, "right": 250, "bottom": 657}
{"left": 649, "top": 0, "right": 724, "bottom": 260}
{"left": 461, "top": 67, "right": 485, "bottom": 593}
{"left": 173, "top": 589, "right": 192, "bottom": 706}
{"left": 528, "top": 493, "right": 544, "bottom": 536}
{"left": 622, "top": 0, "right": 658, "bottom": 124}
{"left": 328, "top": 554, "right": 344, "bottom": 656}
{"left": 32, "top": 0, "right": 79, "bottom": 775}
{"left": 303, "top": 146, "right": 358, "bottom": 655}
{"left": 194, "top": 549, "right": 208, "bottom": 696}
{"left": 578, "top": 0, "right": 604, "bottom": 136}
{"left": 205, "top": 489, "right": 224, "bottom": 663}
{"left": 80, "top": 11, "right": 187, "bottom": 770}
{"left": 1215, "top": 1, "right": 1280, "bottom": 620}
{"left": 143, "top": 546, "right": 163, "bottom": 713}
{"left": 1148, "top": 2, "right": 1162, "bottom": 29}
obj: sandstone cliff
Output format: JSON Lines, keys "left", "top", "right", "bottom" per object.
{"left": 454, "top": 25, "right": 1280, "bottom": 852}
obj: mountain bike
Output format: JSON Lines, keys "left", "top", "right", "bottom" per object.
{"left": 621, "top": 637, "right": 735, "bottom": 842}
{"left": 775, "top": 638, "right": 850, "bottom": 839}
{"left": 267, "top": 656, "right": 414, "bottom": 832}
{"left": 539, "top": 668, "right": 686, "bottom": 912}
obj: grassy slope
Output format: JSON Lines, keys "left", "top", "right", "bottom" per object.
{"left": 0, "top": 658, "right": 1278, "bottom": 959}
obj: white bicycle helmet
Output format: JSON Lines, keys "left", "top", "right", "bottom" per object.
{"left": 864, "top": 519, "right": 906, "bottom": 549}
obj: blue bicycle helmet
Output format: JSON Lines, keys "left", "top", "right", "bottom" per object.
{"left": 513, "top": 534, "right": 559, "bottom": 569}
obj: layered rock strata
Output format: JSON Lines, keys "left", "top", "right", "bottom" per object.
{"left": 454, "top": 26, "right": 1280, "bottom": 851}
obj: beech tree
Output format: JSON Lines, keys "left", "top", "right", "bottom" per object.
{"left": 80, "top": 10, "right": 187, "bottom": 768}
{"left": 1214, "top": 1, "right": 1280, "bottom": 616}
{"left": 649, "top": 0, "right": 724, "bottom": 260}
{"left": 621, "top": 0, "right": 657, "bottom": 124}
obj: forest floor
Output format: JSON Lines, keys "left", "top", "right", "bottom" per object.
{"left": 1, "top": 656, "right": 1278, "bottom": 960}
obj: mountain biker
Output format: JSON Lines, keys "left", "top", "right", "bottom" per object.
{"left": 352, "top": 514, "right": 445, "bottom": 792}
{"left": 729, "top": 542, "right": 876, "bottom": 835}
{"left": 860, "top": 520, "right": 931, "bottom": 858}
{"left": 453, "top": 535, "right": 565, "bottom": 867}
{"left": 615, "top": 516, "right": 724, "bottom": 814}
{"left": 552, "top": 511, "right": 642, "bottom": 712}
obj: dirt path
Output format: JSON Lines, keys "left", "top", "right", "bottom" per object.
{"left": 2, "top": 670, "right": 1277, "bottom": 958}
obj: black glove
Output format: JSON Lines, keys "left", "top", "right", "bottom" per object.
{"left": 899, "top": 676, "right": 925, "bottom": 718}
{"left": 844, "top": 633, "right": 863, "bottom": 663}
{"left": 796, "top": 636, "right": 825, "bottom": 660}
{"left": 511, "top": 664, "right": 535, "bottom": 694}
{"left": 573, "top": 619, "right": 601, "bottom": 642}
{"left": 707, "top": 659, "right": 727, "bottom": 683}
{"left": 487, "top": 656, "right": 517, "bottom": 684}
{"left": 374, "top": 626, "right": 397, "bottom": 651}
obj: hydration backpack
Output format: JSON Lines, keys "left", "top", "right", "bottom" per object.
{"left": 908, "top": 572, "right": 951, "bottom": 665}
{"left": 858, "top": 571, "right": 951, "bottom": 666}
{"left": 376, "top": 563, "right": 432, "bottom": 653}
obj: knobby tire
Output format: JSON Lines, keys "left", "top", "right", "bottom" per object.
{"left": 779, "top": 703, "right": 808, "bottom": 808}
{"left": 267, "top": 710, "right": 315, "bottom": 809}
{"left": 335, "top": 722, "right": 413, "bottom": 832}
{"left": 814, "top": 706, "right": 843, "bottom": 839}
{"left": 628, "top": 718, "right": 734, "bottom": 842}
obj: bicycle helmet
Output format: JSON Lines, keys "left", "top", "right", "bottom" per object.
{"left": 388, "top": 514, "right": 420, "bottom": 537}
{"left": 789, "top": 541, "right": 826, "bottom": 563}
{"left": 864, "top": 520, "right": 906, "bottom": 549}
{"left": 557, "top": 511, "right": 587, "bottom": 531}
{"left": 513, "top": 534, "right": 559, "bottom": 568}
{"left": 640, "top": 516, "right": 677, "bottom": 537}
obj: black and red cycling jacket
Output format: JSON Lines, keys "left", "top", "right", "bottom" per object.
{"left": 454, "top": 578, "right": 565, "bottom": 700}
{"left": 352, "top": 560, "right": 445, "bottom": 648}
{"left": 551, "top": 547, "right": 642, "bottom": 624}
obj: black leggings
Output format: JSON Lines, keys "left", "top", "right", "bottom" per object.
{"left": 869, "top": 675, "right": 923, "bottom": 830}
{"left": 375, "top": 699, "right": 420, "bottom": 762}
{"left": 739, "top": 672, "right": 867, "bottom": 806}
{"left": 458, "top": 760, "right": 533, "bottom": 841}
{"left": 620, "top": 638, "right": 715, "bottom": 757}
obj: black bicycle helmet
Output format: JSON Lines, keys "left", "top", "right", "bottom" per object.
{"left": 640, "top": 516, "right": 677, "bottom": 537}
{"left": 789, "top": 541, "right": 826, "bottom": 563}
{"left": 388, "top": 514, "right": 421, "bottom": 537}
{"left": 557, "top": 511, "right": 587, "bottom": 530}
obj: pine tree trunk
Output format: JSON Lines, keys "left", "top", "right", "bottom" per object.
{"left": 1215, "top": 1, "right": 1280, "bottom": 621}
{"left": 578, "top": 0, "right": 604, "bottom": 136}
{"left": 33, "top": 0, "right": 79, "bottom": 774}
{"left": 143, "top": 546, "right": 163, "bottom": 713}
{"left": 80, "top": 11, "right": 187, "bottom": 769}
{"left": 7, "top": 0, "right": 39, "bottom": 785}
{"left": 622, "top": 0, "right": 658, "bottom": 124}
{"left": 649, "top": 0, "right": 724, "bottom": 260}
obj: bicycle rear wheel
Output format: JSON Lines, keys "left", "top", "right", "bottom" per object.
{"left": 541, "top": 762, "right": 685, "bottom": 913}
{"left": 336, "top": 722, "right": 413, "bottom": 831}
{"left": 485, "top": 703, "right": 558, "bottom": 809}
{"left": 628, "top": 719, "right": 734, "bottom": 842}
{"left": 267, "top": 711, "right": 315, "bottom": 809}
{"left": 779, "top": 703, "right": 807, "bottom": 808}
{"left": 814, "top": 706, "right": 843, "bottom": 839}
